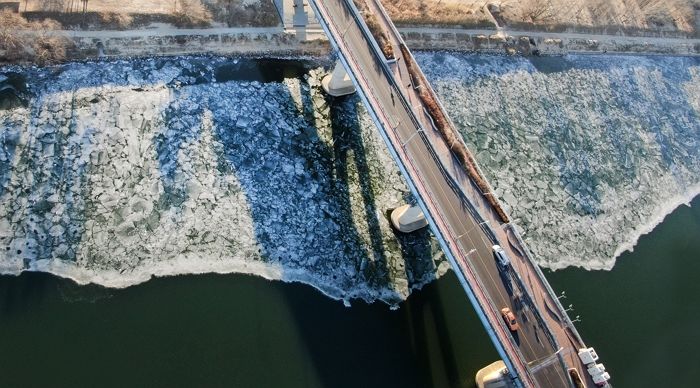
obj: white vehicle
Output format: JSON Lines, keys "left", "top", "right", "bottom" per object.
{"left": 492, "top": 245, "right": 510, "bottom": 268}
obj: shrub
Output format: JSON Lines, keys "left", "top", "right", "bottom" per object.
{"left": 353, "top": 0, "right": 395, "bottom": 60}
{"left": 381, "top": 0, "right": 495, "bottom": 28}
{"left": 98, "top": 12, "right": 134, "bottom": 30}
{"left": 207, "top": 0, "right": 281, "bottom": 27}
{"left": 0, "top": 10, "right": 70, "bottom": 65}
{"left": 173, "top": 0, "right": 213, "bottom": 28}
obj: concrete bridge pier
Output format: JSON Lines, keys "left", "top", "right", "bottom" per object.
{"left": 274, "top": 0, "right": 324, "bottom": 41}
{"left": 390, "top": 204, "right": 428, "bottom": 233}
{"left": 321, "top": 60, "right": 356, "bottom": 96}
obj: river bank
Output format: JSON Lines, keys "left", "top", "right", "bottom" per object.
{"left": 3, "top": 22, "right": 700, "bottom": 67}
{"left": 43, "top": 25, "right": 700, "bottom": 62}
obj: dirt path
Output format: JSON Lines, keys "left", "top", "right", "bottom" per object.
{"left": 59, "top": 25, "right": 285, "bottom": 38}
{"left": 397, "top": 25, "right": 700, "bottom": 54}
{"left": 398, "top": 26, "right": 700, "bottom": 47}
{"left": 57, "top": 23, "right": 699, "bottom": 48}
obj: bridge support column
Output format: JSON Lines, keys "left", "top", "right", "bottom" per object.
{"left": 321, "top": 60, "right": 356, "bottom": 96}
{"left": 476, "top": 361, "right": 516, "bottom": 388}
{"left": 274, "top": 0, "right": 323, "bottom": 41}
{"left": 390, "top": 204, "right": 428, "bottom": 233}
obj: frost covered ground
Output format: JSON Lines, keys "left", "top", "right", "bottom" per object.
{"left": 417, "top": 52, "right": 700, "bottom": 270}
{"left": 0, "top": 57, "right": 447, "bottom": 305}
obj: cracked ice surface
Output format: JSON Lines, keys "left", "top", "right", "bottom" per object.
{"left": 0, "top": 58, "right": 447, "bottom": 305}
{"left": 417, "top": 52, "right": 700, "bottom": 270}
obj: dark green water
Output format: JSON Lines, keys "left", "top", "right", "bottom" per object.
{"left": 0, "top": 197, "right": 698, "bottom": 388}
{"left": 0, "top": 270, "right": 497, "bottom": 388}
{"left": 546, "top": 195, "right": 700, "bottom": 388}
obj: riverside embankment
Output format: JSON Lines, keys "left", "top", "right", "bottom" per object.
{"left": 8, "top": 22, "right": 699, "bottom": 65}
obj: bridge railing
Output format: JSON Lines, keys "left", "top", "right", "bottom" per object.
{"left": 394, "top": 79, "right": 565, "bottom": 358}
{"left": 505, "top": 222, "right": 586, "bottom": 347}
{"left": 371, "top": 0, "right": 504, "bottom": 207}
{"left": 398, "top": 130, "right": 534, "bottom": 388}
{"left": 409, "top": 93, "right": 571, "bottom": 386}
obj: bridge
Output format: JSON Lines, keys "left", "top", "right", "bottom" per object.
{"left": 293, "top": 0, "right": 610, "bottom": 387}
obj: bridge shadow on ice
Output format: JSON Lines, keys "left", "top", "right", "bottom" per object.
{"left": 202, "top": 67, "right": 460, "bottom": 386}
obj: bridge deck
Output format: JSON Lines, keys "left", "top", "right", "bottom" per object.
{"left": 309, "top": 0, "right": 599, "bottom": 386}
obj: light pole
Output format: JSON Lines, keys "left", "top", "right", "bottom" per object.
{"left": 401, "top": 129, "right": 423, "bottom": 147}
{"left": 456, "top": 220, "right": 490, "bottom": 240}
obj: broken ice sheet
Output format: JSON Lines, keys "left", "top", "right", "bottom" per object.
{"left": 0, "top": 58, "right": 445, "bottom": 305}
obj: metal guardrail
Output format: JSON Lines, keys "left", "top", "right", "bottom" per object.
{"left": 403, "top": 100, "right": 565, "bottom": 360}
{"left": 399, "top": 137, "right": 532, "bottom": 388}
{"left": 366, "top": 3, "right": 585, "bottom": 385}
{"left": 378, "top": 0, "right": 585, "bottom": 354}
{"left": 371, "top": 0, "right": 503, "bottom": 203}
{"left": 413, "top": 112, "right": 572, "bottom": 386}
{"left": 505, "top": 223, "right": 586, "bottom": 348}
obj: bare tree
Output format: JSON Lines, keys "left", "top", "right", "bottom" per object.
{"left": 526, "top": 0, "right": 555, "bottom": 23}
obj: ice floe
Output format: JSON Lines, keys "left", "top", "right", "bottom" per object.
{"left": 0, "top": 57, "right": 447, "bottom": 305}
{"left": 417, "top": 52, "right": 700, "bottom": 270}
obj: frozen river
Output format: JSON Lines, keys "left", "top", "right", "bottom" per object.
{"left": 0, "top": 53, "right": 699, "bottom": 387}
{"left": 1, "top": 53, "right": 698, "bottom": 301}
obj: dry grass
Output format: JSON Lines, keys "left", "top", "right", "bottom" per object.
{"left": 381, "top": 0, "right": 698, "bottom": 34}
{"left": 173, "top": 0, "right": 213, "bottom": 28}
{"left": 496, "top": 0, "right": 698, "bottom": 34}
{"left": 98, "top": 12, "right": 134, "bottom": 29}
{"left": 206, "top": 0, "right": 281, "bottom": 27}
{"left": 23, "top": 0, "right": 214, "bottom": 29}
{"left": 0, "top": 10, "right": 70, "bottom": 65}
{"left": 354, "top": 0, "right": 395, "bottom": 59}
{"left": 22, "top": 0, "right": 173, "bottom": 13}
{"left": 381, "top": 0, "right": 495, "bottom": 27}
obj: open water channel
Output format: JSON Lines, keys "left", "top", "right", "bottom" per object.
{"left": 0, "top": 54, "right": 698, "bottom": 387}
